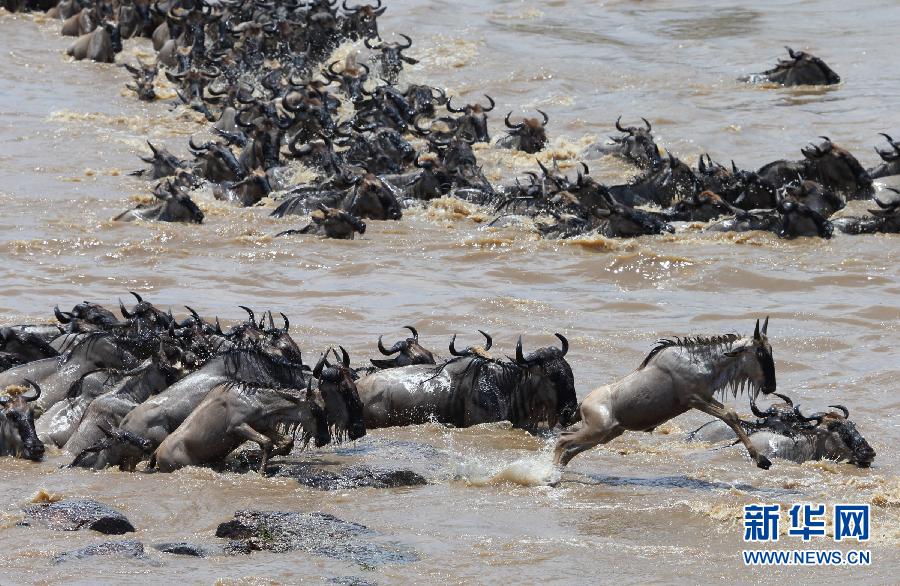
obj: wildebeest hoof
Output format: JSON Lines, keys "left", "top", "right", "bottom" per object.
{"left": 53, "top": 539, "right": 146, "bottom": 564}
{"left": 24, "top": 499, "right": 135, "bottom": 534}
{"left": 153, "top": 542, "right": 206, "bottom": 557}
{"left": 756, "top": 455, "right": 772, "bottom": 470}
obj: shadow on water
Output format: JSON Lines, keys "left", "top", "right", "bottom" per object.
{"left": 562, "top": 472, "right": 799, "bottom": 496}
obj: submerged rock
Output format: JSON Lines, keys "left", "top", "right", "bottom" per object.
{"left": 23, "top": 499, "right": 135, "bottom": 534}
{"left": 153, "top": 542, "right": 207, "bottom": 557}
{"left": 215, "top": 510, "right": 417, "bottom": 566}
{"left": 53, "top": 539, "right": 145, "bottom": 564}
{"left": 275, "top": 465, "right": 427, "bottom": 490}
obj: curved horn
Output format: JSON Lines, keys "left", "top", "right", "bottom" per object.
{"left": 615, "top": 115, "right": 627, "bottom": 133}
{"left": 130, "top": 291, "right": 143, "bottom": 303}
{"left": 313, "top": 351, "right": 329, "bottom": 378}
{"left": 397, "top": 33, "right": 412, "bottom": 49}
{"left": 54, "top": 306, "right": 72, "bottom": 324}
{"left": 448, "top": 334, "right": 464, "bottom": 356}
{"left": 829, "top": 404, "right": 850, "bottom": 418}
{"left": 750, "top": 394, "right": 767, "bottom": 418}
{"left": 477, "top": 330, "right": 492, "bottom": 351}
{"left": 23, "top": 379, "right": 42, "bottom": 402}
{"left": 641, "top": 117, "right": 652, "bottom": 132}
{"left": 377, "top": 335, "right": 400, "bottom": 356}
{"left": 515, "top": 335, "right": 527, "bottom": 364}
{"left": 404, "top": 325, "right": 418, "bottom": 341}
{"left": 785, "top": 46, "right": 798, "bottom": 59}
{"left": 238, "top": 305, "right": 255, "bottom": 323}
{"left": 772, "top": 392, "right": 794, "bottom": 407}
{"left": 338, "top": 346, "right": 350, "bottom": 368}
{"left": 482, "top": 94, "right": 496, "bottom": 112}
{"left": 555, "top": 333, "right": 569, "bottom": 356}
{"left": 761, "top": 316, "right": 769, "bottom": 336}
{"left": 185, "top": 306, "right": 202, "bottom": 324}
{"left": 504, "top": 111, "right": 523, "bottom": 130}
{"left": 794, "top": 405, "right": 824, "bottom": 425}
{"left": 119, "top": 299, "right": 133, "bottom": 319}
{"left": 280, "top": 312, "right": 290, "bottom": 332}
{"left": 537, "top": 109, "right": 549, "bottom": 126}
{"left": 445, "top": 97, "right": 465, "bottom": 113}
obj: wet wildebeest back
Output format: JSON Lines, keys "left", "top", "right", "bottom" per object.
{"left": 741, "top": 47, "right": 841, "bottom": 86}
{"left": 357, "top": 334, "right": 576, "bottom": 430}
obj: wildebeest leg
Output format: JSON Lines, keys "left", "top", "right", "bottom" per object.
{"left": 687, "top": 398, "right": 771, "bottom": 470}
{"left": 552, "top": 403, "right": 624, "bottom": 468}
{"left": 230, "top": 423, "right": 273, "bottom": 473}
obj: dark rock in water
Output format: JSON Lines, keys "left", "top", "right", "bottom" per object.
{"left": 24, "top": 499, "right": 135, "bottom": 534}
{"left": 276, "top": 465, "right": 427, "bottom": 490}
{"left": 215, "top": 510, "right": 417, "bottom": 566}
{"left": 153, "top": 542, "right": 206, "bottom": 557}
{"left": 329, "top": 577, "right": 378, "bottom": 586}
{"left": 53, "top": 539, "right": 145, "bottom": 564}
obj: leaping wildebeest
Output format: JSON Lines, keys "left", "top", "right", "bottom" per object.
{"left": 553, "top": 318, "right": 776, "bottom": 470}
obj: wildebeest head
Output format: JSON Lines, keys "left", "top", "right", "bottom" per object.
{"left": 776, "top": 198, "right": 833, "bottom": 239}
{"left": 118, "top": 291, "right": 172, "bottom": 330}
{"left": 610, "top": 116, "right": 662, "bottom": 169}
{"left": 0, "top": 380, "right": 45, "bottom": 461}
{"left": 723, "top": 317, "right": 776, "bottom": 395}
{"left": 448, "top": 330, "right": 493, "bottom": 358}
{"left": 124, "top": 61, "right": 157, "bottom": 101}
{"left": 313, "top": 347, "right": 366, "bottom": 441}
{"left": 349, "top": 174, "right": 402, "bottom": 220}
{"left": 446, "top": 95, "right": 495, "bottom": 143}
{"left": 723, "top": 163, "right": 778, "bottom": 210}
{"left": 781, "top": 179, "right": 844, "bottom": 218}
{"left": 870, "top": 133, "right": 900, "bottom": 179}
{"left": 801, "top": 136, "right": 872, "bottom": 199}
{"left": 403, "top": 84, "right": 447, "bottom": 118}
{"left": 372, "top": 326, "right": 435, "bottom": 368}
{"left": 136, "top": 141, "right": 187, "bottom": 179}
{"left": 502, "top": 110, "right": 549, "bottom": 154}
{"left": 513, "top": 334, "right": 577, "bottom": 428}
{"left": 54, "top": 301, "right": 120, "bottom": 332}
{"left": 667, "top": 190, "right": 738, "bottom": 222}
{"left": 794, "top": 405, "right": 875, "bottom": 467}
{"left": 147, "top": 180, "right": 205, "bottom": 223}
{"left": 365, "top": 33, "right": 418, "bottom": 85}
{"left": 755, "top": 46, "right": 841, "bottom": 86}
{"left": 341, "top": 0, "right": 386, "bottom": 40}
{"left": 325, "top": 56, "right": 370, "bottom": 103}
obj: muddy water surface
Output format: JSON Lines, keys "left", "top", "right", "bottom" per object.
{"left": 0, "top": 1, "right": 898, "bottom": 584}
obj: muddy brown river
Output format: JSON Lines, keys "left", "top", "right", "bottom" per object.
{"left": 0, "top": 1, "right": 898, "bottom": 584}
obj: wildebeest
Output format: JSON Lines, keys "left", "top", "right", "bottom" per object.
{"left": 131, "top": 141, "right": 187, "bottom": 180}
{"left": 583, "top": 117, "right": 662, "bottom": 169}
{"left": 370, "top": 326, "right": 435, "bottom": 369}
{"left": 706, "top": 199, "right": 833, "bottom": 239}
{"left": 553, "top": 319, "right": 777, "bottom": 470}
{"left": 275, "top": 205, "right": 366, "bottom": 240}
{"left": 867, "top": 133, "right": 900, "bottom": 179}
{"left": 365, "top": 33, "right": 418, "bottom": 85}
{"left": 741, "top": 46, "right": 841, "bottom": 86}
{"left": 690, "top": 403, "right": 875, "bottom": 468}
{"left": 66, "top": 21, "right": 122, "bottom": 63}
{"left": 800, "top": 137, "right": 872, "bottom": 200}
{"left": 609, "top": 153, "right": 700, "bottom": 208}
{"left": 0, "top": 380, "right": 45, "bottom": 461}
{"left": 113, "top": 181, "right": 204, "bottom": 223}
{"left": 833, "top": 188, "right": 900, "bottom": 234}
{"left": 357, "top": 334, "right": 577, "bottom": 430}
{"left": 149, "top": 382, "right": 328, "bottom": 472}
{"left": 497, "top": 110, "right": 549, "bottom": 154}
{"left": 446, "top": 95, "right": 495, "bottom": 144}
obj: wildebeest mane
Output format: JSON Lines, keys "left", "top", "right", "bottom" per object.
{"left": 639, "top": 334, "right": 741, "bottom": 369}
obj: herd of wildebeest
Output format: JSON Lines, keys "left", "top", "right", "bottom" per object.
{"left": 3, "top": 0, "right": 899, "bottom": 239}
{"left": 0, "top": 300, "right": 876, "bottom": 474}
{"left": 0, "top": 1, "right": 882, "bottom": 477}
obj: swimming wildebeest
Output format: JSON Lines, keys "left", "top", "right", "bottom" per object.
{"left": 741, "top": 46, "right": 841, "bottom": 86}
{"left": 583, "top": 116, "right": 662, "bottom": 169}
{"left": 553, "top": 318, "right": 776, "bottom": 470}
{"left": 0, "top": 380, "right": 45, "bottom": 461}
{"left": 357, "top": 333, "right": 577, "bottom": 430}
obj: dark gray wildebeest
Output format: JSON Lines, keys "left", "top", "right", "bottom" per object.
{"left": 66, "top": 21, "right": 122, "bottom": 63}
{"left": 85, "top": 349, "right": 312, "bottom": 470}
{"left": 0, "top": 327, "right": 59, "bottom": 368}
{"left": 689, "top": 404, "right": 875, "bottom": 468}
{"left": 497, "top": 110, "right": 549, "bottom": 154}
{"left": 131, "top": 141, "right": 187, "bottom": 180}
{"left": 149, "top": 382, "right": 329, "bottom": 473}
{"left": 0, "top": 332, "right": 137, "bottom": 416}
{"left": 370, "top": 326, "right": 436, "bottom": 369}
{"left": 275, "top": 205, "right": 367, "bottom": 240}
{"left": 740, "top": 46, "right": 841, "bottom": 86}
{"left": 705, "top": 199, "right": 833, "bottom": 239}
{"left": 114, "top": 181, "right": 204, "bottom": 224}
{"left": 833, "top": 188, "right": 900, "bottom": 234}
{"left": 40, "top": 340, "right": 187, "bottom": 451}
{"left": 365, "top": 33, "right": 418, "bottom": 85}
{"left": 0, "top": 381, "right": 45, "bottom": 461}
{"left": 553, "top": 319, "right": 777, "bottom": 470}
{"left": 583, "top": 117, "right": 663, "bottom": 170}
{"left": 356, "top": 334, "right": 577, "bottom": 431}
{"left": 446, "top": 95, "right": 495, "bottom": 144}
{"left": 869, "top": 133, "right": 900, "bottom": 179}
{"left": 609, "top": 153, "right": 701, "bottom": 208}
